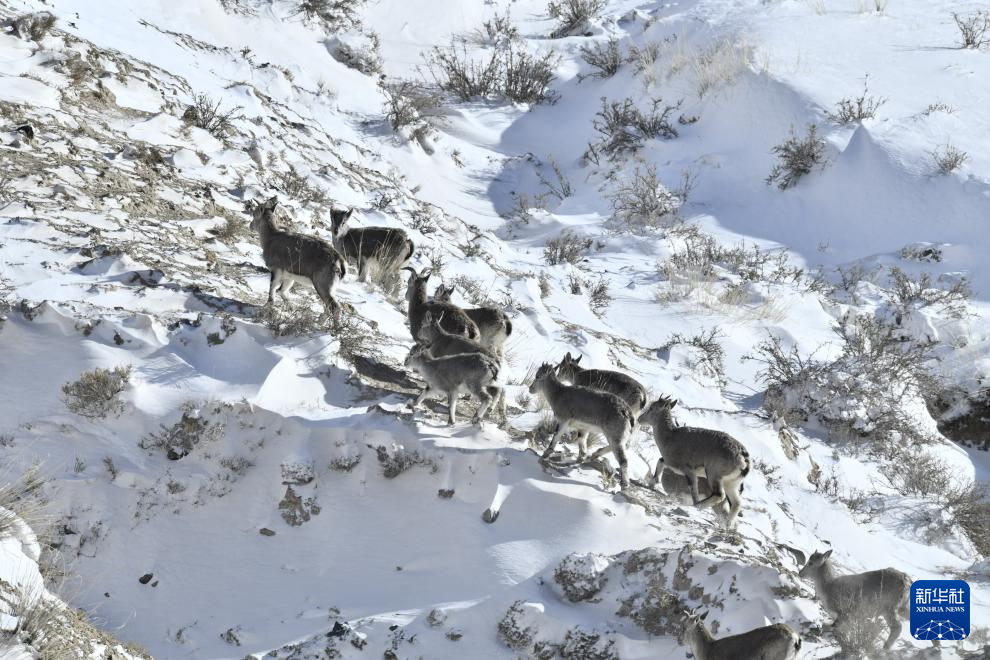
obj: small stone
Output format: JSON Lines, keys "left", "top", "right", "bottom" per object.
{"left": 138, "top": 573, "right": 153, "bottom": 585}
{"left": 438, "top": 488, "right": 454, "bottom": 499}
{"left": 259, "top": 527, "right": 276, "bottom": 537}
{"left": 482, "top": 508, "right": 499, "bottom": 524}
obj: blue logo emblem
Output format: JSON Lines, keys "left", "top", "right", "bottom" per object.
{"left": 910, "top": 580, "right": 970, "bottom": 641}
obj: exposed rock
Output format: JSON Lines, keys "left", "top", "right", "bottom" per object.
{"left": 278, "top": 486, "right": 320, "bottom": 526}
{"left": 497, "top": 600, "right": 543, "bottom": 651}
{"left": 553, "top": 553, "right": 609, "bottom": 602}
{"left": 929, "top": 387, "right": 990, "bottom": 450}
{"left": 281, "top": 460, "right": 316, "bottom": 485}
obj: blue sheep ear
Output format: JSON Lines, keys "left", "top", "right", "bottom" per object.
{"left": 575, "top": 354, "right": 582, "bottom": 364}
{"left": 700, "top": 611, "right": 709, "bottom": 621}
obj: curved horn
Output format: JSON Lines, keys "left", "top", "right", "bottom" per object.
{"left": 402, "top": 266, "right": 418, "bottom": 275}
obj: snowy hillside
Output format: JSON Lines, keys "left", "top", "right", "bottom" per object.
{"left": 0, "top": 0, "right": 989, "bottom": 657}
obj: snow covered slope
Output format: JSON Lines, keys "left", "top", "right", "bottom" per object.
{"left": 0, "top": 0, "right": 988, "bottom": 657}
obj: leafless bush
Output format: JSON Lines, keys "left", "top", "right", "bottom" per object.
{"left": 274, "top": 165, "right": 329, "bottom": 206}
{"left": 381, "top": 79, "right": 444, "bottom": 140}
{"left": 766, "top": 124, "right": 827, "bottom": 190}
{"left": 6, "top": 12, "right": 56, "bottom": 41}
{"left": 832, "top": 595, "right": 886, "bottom": 658}
{"left": 591, "top": 96, "right": 681, "bottom": 158}
{"left": 829, "top": 77, "right": 886, "bottom": 123}
{"left": 504, "top": 46, "right": 560, "bottom": 105}
{"left": 443, "top": 275, "right": 489, "bottom": 308}
{"left": 293, "top": 0, "right": 365, "bottom": 32}
{"left": 663, "top": 327, "right": 726, "bottom": 381}
{"left": 857, "top": 0, "right": 889, "bottom": 14}
{"left": 425, "top": 41, "right": 501, "bottom": 100}
{"left": 62, "top": 366, "right": 132, "bottom": 419}
{"left": 608, "top": 164, "right": 682, "bottom": 232}
{"left": 880, "top": 451, "right": 990, "bottom": 556}
{"left": 425, "top": 41, "right": 558, "bottom": 104}
{"left": 586, "top": 277, "right": 611, "bottom": 315}
{"left": 579, "top": 39, "right": 622, "bottom": 80}
{"left": 661, "top": 233, "right": 801, "bottom": 285}
{"left": 257, "top": 298, "right": 325, "bottom": 337}
{"left": 331, "top": 305, "right": 382, "bottom": 361}
{"left": 548, "top": 0, "right": 606, "bottom": 38}
{"left": 219, "top": 0, "right": 259, "bottom": 15}
{"left": 103, "top": 456, "right": 119, "bottom": 481}
{"left": 627, "top": 41, "right": 661, "bottom": 75}
{"left": 923, "top": 102, "right": 955, "bottom": 115}
{"left": 140, "top": 405, "right": 225, "bottom": 460}
{"left": 748, "top": 313, "right": 938, "bottom": 453}
{"left": 537, "top": 156, "right": 572, "bottom": 201}
{"left": 931, "top": 142, "right": 968, "bottom": 174}
{"left": 472, "top": 10, "right": 519, "bottom": 48}
{"left": 544, "top": 230, "right": 592, "bottom": 265}
{"left": 952, "top": 10, "right": 990, "bottom": 49}
{"left": 885, "top": 266, "right": 970, "bottom": 318}
{"left": 182, "top": 94, "right": 243, "bottom": 139}
{"left": 333, "top": 31, "right": 383, "bottom": 75}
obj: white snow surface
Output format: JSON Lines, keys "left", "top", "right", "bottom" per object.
{"left": 0, "top": 0, "right": 988, "bottom": 657}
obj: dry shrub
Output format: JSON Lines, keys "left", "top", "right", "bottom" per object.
{"left": 880, "top": 451, "right": 990, "bottom": 556}
{"left": 381, "top": 79, "right": 443, "bottom": 138}
{"left": 140, "top": 405, "right": 225, "bottom": 460}
{"left": 931, "top": 142, "right": 968, "bottom": 175}
{"left": 586, "top": 277, "right": 611, "bottom": 315}
{"left": 472, "top": 10, "right": 520, "bottom": 48}
{"left": 590, "top": 96, "right": 681, "bottom": 158}
{"left": 293, "top": 0, "right": 365, "bottom": 32}
{"left": 182, "top": 94, "right": 243, "bottom": 138}
{"left": 333, "top": 31, "right": 384, "bottom": 75}
{"left": 258, "top": 299, "right": 326, "bottom": 337}
{"left": 663, "top": 327, "right": 726, "bottom": 381}
{"left": 62, "top": 366, "right": 132, "bottom": 419}
{"left": 885, "top": 266, "right": 970, "bottom": 318}
{"left": 749, "top": 313, "right": 938, "bottom": 454}
{"left": 548, "top": 0, "right": 606, "bottom": 38}
{"left": 579, "top": 39, "right": 622, "bottom": 80}
{"left": 544, "top": 230, "right": 592, "bottom": 266}
{"left": 425, "top": 40, "right": 558, "bottom": 105}
{"left": 766, "top": 124, "right": 827, "bottom": 190}
{"left": 331, "top": 305, "right": 382, "bottom": 361}
{"left": 829, "top": 77, "right": 886, "bottom": 123}
{"left": 608, "top": 164, "right": 682, "bottom": 232}
{"left": 660, "top": 232, "right": 802, "bottom": 285}
{"left": 953, "top": 10, "right": 990, "bottom": 49}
